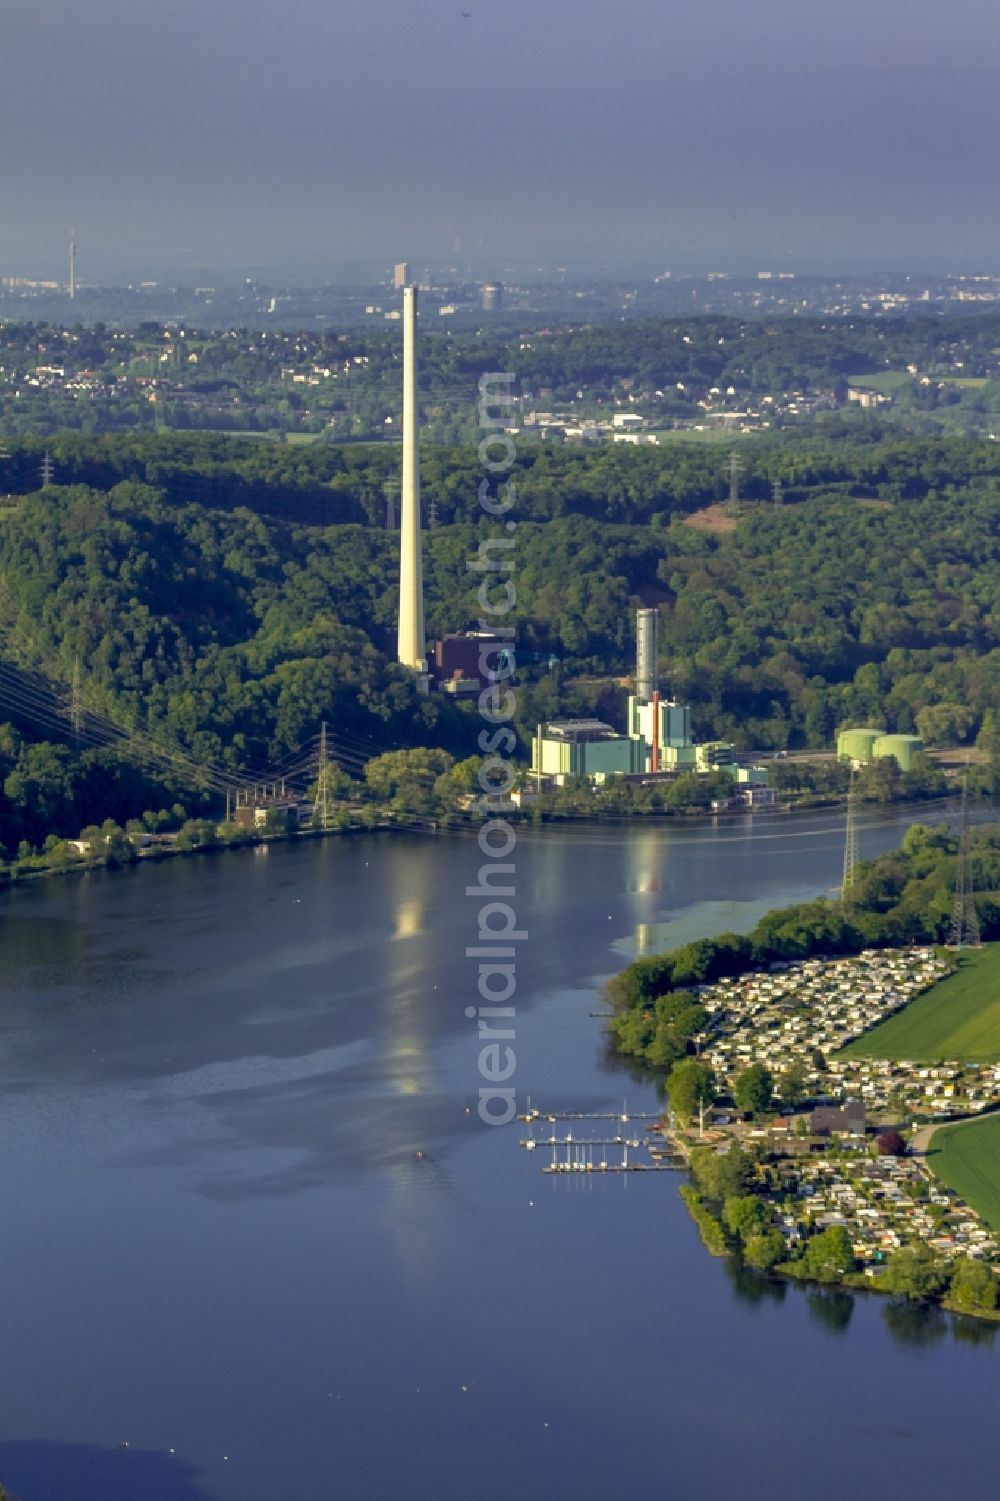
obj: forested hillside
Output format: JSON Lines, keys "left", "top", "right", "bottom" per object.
{"left": 4, "top": 424, "right": 1000, "bottom": 524}
{"left": 0, "top": 428, "right": 997, "bottom": 773}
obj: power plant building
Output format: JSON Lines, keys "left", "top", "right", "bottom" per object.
{"left": 430, "top": 631, "right": 513, "bottom": 696}
{"left": 527, "top": 610, "right": 773, "bottom": 787}
{"left": 627, "top": 695, "right": 692, "bottom": 752}
{"left": 532, "top": 721, "right": 647, "bottom": 778}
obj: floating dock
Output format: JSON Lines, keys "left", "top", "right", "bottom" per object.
{"left": 519, "top": 1135, "right": 643, "bottom": 1150}
{"left": 517, "top": 1110, "right": 661, "bottom": 1123}
{"left": 543, "top": 1161, "right": 683, "bottom": 1174}
{"left": 516, "top": 1101, "right": 686, "bottom": 1176}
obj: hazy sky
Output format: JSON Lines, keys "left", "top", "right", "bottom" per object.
{"left": 2, "top": 0, "right": 999, "bottom": 277}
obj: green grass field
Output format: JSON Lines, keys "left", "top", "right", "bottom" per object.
{"left": 154, "top": 429, "right": 323, "bottom": 445}
{"left": 847, "top": 371, "right": 914, "bottom": 393}
{"left": 649, "top": 426, "right": 758, "bottom": 445}
{"left": 928, "top": 1114, "right": 1000, "bottom": 1233}
{"left": 842, "top": 944, "right": 1000, "bottom": 1062}
{"left": 848, "top": 370, "right": 989, "bottom": 394}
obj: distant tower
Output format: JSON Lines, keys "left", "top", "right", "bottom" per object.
{"left": 40, "top": 450, "right": 55, "bottom": 487}
{"left": 635, "top": 608, "right": 658, "bottom": 705}
{"left": 384, "top": 479, "right": 397, "bottom": 532}
{"left": 950, "top": 773, "right": 981, "bottom": 948}
{"left": 482, "top": 281, "right": 503, "bottom": 312}
{"left": 726, "top": 450, "right": 743, "bottom": 514}
{"left": 771, "top": 478, "right": 783, "bottom": 507}
{"left": 841, "top": 764, "right": 859, "bottom": 904}
{"left": 393, "top": 261, "right": 410, "bottom": 290}
{"left": 69, "top": 231, "right": 77, "bottom": 301}
{"left": 397, "top": 286, "right": 426, "bottom": 674}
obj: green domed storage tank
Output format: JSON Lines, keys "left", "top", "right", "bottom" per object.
{"left": 873, "top": 734, "right": 923, "bottom": 772}
{"left": 837, "top": 727, "right": 880, "bottom": 763}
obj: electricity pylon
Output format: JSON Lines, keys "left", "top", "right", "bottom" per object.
{"left": 841, "top": 763, "right": 859, "bottom": 905}
{"left": 317, "top": 721, "right": 330, "bottom": 829}
{"left": 950, "top": 773, "right": 981, "bottom": 949}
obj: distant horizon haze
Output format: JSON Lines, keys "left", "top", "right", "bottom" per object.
{"left": 2, "top": 0, "right": 998, "bottom": 279}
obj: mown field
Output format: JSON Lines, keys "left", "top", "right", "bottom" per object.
{"left": 843, "top": 945, "right": 1000, "bottom": 1062}
{"left": 846, "top": 371, "right": 914, "bottom": 393}
{"left": 928, "top": 1114, "right": 1000, "bottom": 1233}
{"left": 848, "top": 370, "right": 989, "bottom": 393}
{"left": 648, "top": 426, "right": 757, "bottom": 444}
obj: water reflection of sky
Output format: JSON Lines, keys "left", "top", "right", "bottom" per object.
{"left": 0, "top": 811, "right": 997, "bottom": 1500}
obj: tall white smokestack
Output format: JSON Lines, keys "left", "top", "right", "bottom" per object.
{"left": 397, "top": 285, "right": 426, "bottom": 672}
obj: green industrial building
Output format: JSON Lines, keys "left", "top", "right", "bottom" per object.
{"left": 532, "top": 720, "right": 648, "bottom": 778}
{"left": 626, "top": 695, "right": 692, "bottom": 750}
{"left": 531, "top": 717, "right": 750, "bottom": 784}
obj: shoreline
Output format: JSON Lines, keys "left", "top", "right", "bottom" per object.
{"left": 677, "top": 1176, "right": 1000, "bottom": 1326}
{"left": 624, "top": 933, "right": 1000, "bottom": 1326}
{"left": 0, "top": 817, "right": 401, "bottom": 895}
{"left": 2, "top": 783, "right": 968, "bottom": 896}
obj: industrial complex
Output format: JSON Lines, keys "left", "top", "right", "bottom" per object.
{"left": 390, "top": 284, "right": 919, "bottom": 805}
{"left": 530, "top": 606, "right": 774, "bottom": 802}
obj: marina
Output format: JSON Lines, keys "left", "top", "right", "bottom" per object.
{"left": 537, "top": 1146, "right": 686, "bottom": 1174}
{"left": 519, "top": 1105, "right": 686, "bottom": 1174}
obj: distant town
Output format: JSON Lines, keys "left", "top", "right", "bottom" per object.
{"left": 6, "top": 263, "right": 1000, "bottom": 328}
{"left": 4, "top": 267, "right": 1000, "bottom": 446}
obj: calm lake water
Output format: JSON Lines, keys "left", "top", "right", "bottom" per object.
{"left": 0, "top": 803, "right": 997, "bottom": 1501}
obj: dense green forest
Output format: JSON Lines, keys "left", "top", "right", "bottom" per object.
{"left": 19, "top": 421, "right": 1000, "bottom": 524}
{"left": 0, "top": 427, "right": 997, "bottom": 759}
{"left": 0, "top": 720, "right": 193, "bottom": 858}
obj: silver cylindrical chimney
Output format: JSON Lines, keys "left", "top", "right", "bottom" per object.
{"left": 636, "top": 608, "right": 658, "bottom": 705}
